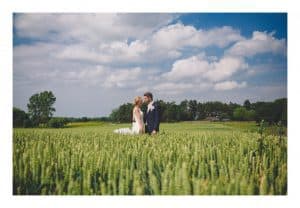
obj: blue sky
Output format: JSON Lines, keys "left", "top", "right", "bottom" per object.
{"left": 13, "top": 13, "right": 287, "bottom": 117}
{"left": 179, "top": 13, "right": 287, "bottom": 38}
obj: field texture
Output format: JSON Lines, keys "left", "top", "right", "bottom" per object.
{"left": 13, "top": 121, "right": 287, "bottom": 195}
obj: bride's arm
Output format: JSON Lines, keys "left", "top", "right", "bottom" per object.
{"left": 133, "top": 108, "right": 143, "bottom": 133}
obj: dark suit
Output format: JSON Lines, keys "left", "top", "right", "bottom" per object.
{"left": 144, "top": 102, "right": 160, "bottom": 134}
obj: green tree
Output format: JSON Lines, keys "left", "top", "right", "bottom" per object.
{"left": 109, "top": 103, "right": 133, "bottom": 123}
{"left": 246, "top": 109, "right": 256, "bottom": 121}
{"left": 228, "top": 102, "right": 240, "bottom": 119}
{"left": 252, "top": 98, "right": 287, "bottom": 125}
{"left": 157, "top": 100, "right": 167, "bottom": 122}
{"left": 48, "top": 117, "right": 67, "bottom": 128}
{"left": 233, "top": 107, "right": 256, "bottom": 121}
{"left": 13, "top": 107, "right": 29, "bottom": 127}
{"left": 27, "top": 91, "right": 56, "bottom": 126}
{"left": 109, "top": 109, "right": 120, "bottom": 122}
{"left": 243, "top": 99, "right": 251, "bottom": 110}
{"left": 179, "top": 100, "right": 190, "bottom": 120}
{"left": 188, "top": 100, "right": 198, "bottom": 120}
{"left": 196, "top": 102, "right": 206, "bottom": 120}
{"left": 274, "top": 98, "right": 287, "bottom": 125}
{"left": 164, "top": 102, "right": 179, "bottom": 122}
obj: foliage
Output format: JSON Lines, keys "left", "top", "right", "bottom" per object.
{"left": 109, "top": 98, "right": 287, "bottom": 125}
{"left": 13, "top": 107, "right": 30, "bottom": 127}
{"left": 243, "top": 99, "right": 251, "bottom": 110}
{"left": 47, "top": 117, "right": 68, "bottom": 128}
{"left": 233, "top": 107, "right": 256, "bottom": 121}
{"left": 252, "top": 98, "right": 287, "bottom": 125}
{"left": 110, "top": 103, "right": 133, "bottom": 123}
{"left": 27, "top": 91, "right": 56, "bottom": 126}
{"left": 13, "top": 122, "right": 287, "bottom": 195}
{"left": 63, "top": 117, "right": 111, "bottom": 123}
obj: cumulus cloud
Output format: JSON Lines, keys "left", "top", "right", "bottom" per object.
{"left": 55, "top": 40, "right": 149, "bottom": 64}
{"left": 13, "top": 14, "right": 287, "bottom": 116}
{"left": 14, "top": 13, "right": 176, "bottom": 44}
{"left": 14, "top": 14, "right": 245, "bottom": 65}
{"left": 61, "top": 66, "right": 106, "bottom": 84}
{"left": 157, "top": 52, "right": 249, "bottom": 95}
{"left": 14, "top": 42, "right": 67, "bottom": 83}
{"left": 162, "top": 53, "right": 208, "bottom": 81}
{"left": 16, "top": 14, "right": 286, "bottom": 69}
{"left": 103, "top": 67, "right": 143, "bottom": 88}
{"left": 163, "top": 53, "right": 248, "bottom": 82}
{"left": 153, "top": 81, "right": 213, "bottom": 95}
{"left": 204, "top": 56, "right": 248, "bottom": 82}
{"left": 51, "top": 22, "right": 244, "bottom": 65}
{"left": 153, "top": 82, "right": 195, "bottom": 95}
{"left": 226, "top": 31, "right": 286, "bottom": 57}
{"left": 13, "top": 41, "right": 147, "bottom": 89}
{"left": 214, "top": 81, "right": 247, "bottom": 91}
{"left": 151, "top": 23, "right": 243, "bottom": 50}
{"left": 57, "top": 66, "right": 145, "bottom": 88}
{"left": 13, "top": 18, "right": 283, "bottom": 96}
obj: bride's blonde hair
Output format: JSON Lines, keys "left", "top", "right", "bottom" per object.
{"left": 133, "top": 96, "right": 142, "bottom": 107}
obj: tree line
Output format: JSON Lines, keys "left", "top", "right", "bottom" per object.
{"left": 13, "top": 91, "right": 112, "bottom": 128}
{"left": 109, "top": 98, "right": 287, "bottom": 125}
{"left": 13, "top": 91, "right": 64, "bottom": 128}
{"left": 13, "top": 90, "right": 287, "bottom": 128}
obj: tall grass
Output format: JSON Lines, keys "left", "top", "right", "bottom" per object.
{"left": 13, "top": 122, "right": 287, "bottom": 195}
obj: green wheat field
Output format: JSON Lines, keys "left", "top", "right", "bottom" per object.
{"left": 13, "top": 121, "right": 287, "bottom": 195}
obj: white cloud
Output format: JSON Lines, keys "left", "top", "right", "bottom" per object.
{"left": 158, "top": 53, "right": 249, "bottom": 95}
{"left": 163, "top": 53, "right": 248, "bottom": 82}
{"left": 226, "top": 31, "right": 286, "bottom": 57}
{"left": 55, "top": 44, "right": 110, "bottom": 63}
{"left": 18, "top": 15, "right": 287, "bottom": 70}
{"left": 214, "top": 81, "right": 247, "bottom": 91}
{"left": 52, "top": 23, "right": 244, "bottom": 65}
{"left": 63, "top": 66, "right": 106, "bottom": 83}
{"left": 153, "top": 81, "right": 214, "bottom": 95}
{"left": 49, "top": 66, "right": 146, "bottom": 89}
{"left": 13, "top": 42, "right": 67, "bottom": 83}
{"left": 204, "top": 56, "right": 248, "bottom": 82}
{"left": 103, "top": 67, "right": 143, "bottom": 88}
{"left": 162, "top": 53, "right": 208, "bottom": 81}
{"left": 55, "top": 40, "right": 149, "bottom": 63}
{"left": 13, "top": 42, "right": 147, "bottom": 89}
{"left": 97, "top": 40, "right": 149, "bottom": 62}
{"left": 14, "top": 15, "right": 245, "bottom": 65}
{"left": 151, "top": 23, "right": 243, "bottom": 50}
{"left": 14, "top": 13, "right": 176, "bottom": 44}
{"left": 153, "top": 82, "right": 194, "bottom": 95}
{"left": 13, "top": 14, "right": 287, "bottom": 116}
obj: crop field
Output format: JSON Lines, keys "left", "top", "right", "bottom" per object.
{"left": 13, "top": 121, "right": 287, "bottom": 195}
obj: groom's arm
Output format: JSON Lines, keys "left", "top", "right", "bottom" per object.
{"left": 153, "top": 103, "right": 160, "bottom": 132}
{"left": 143, "top": 110, "right": 146, "bottom": 123}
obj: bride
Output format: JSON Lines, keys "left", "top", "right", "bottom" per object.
{"left": 113, "top": 96, "right": 145, "bottom": 135}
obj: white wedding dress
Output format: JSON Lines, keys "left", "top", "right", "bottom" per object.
{"left": 113, "top": 108, "right": 144, "bottom": 135}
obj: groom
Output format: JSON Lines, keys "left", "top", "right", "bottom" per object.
{"left": 143, "top": 92, "right": 160, "bottom": 135}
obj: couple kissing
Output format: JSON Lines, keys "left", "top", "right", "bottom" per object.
{"left": 113, "top": 92, "right": 160, "bottom": 135}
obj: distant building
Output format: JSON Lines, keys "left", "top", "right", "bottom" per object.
{"left": 221, "top": 118, "right": 231, "bottom": 122}
{"left": 205, "top": 116, "right": 220, "bottom": 122}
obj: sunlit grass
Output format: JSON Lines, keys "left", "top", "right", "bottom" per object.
{"left": 13, "top": 121, "right": 287, "bottom": 195}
